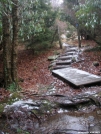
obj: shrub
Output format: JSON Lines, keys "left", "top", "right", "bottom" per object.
{"left": 66, "top": 33, "right": 72, "bottom": 38}
{"left": 26, "top": 29, "right": 54, "bottom": 52}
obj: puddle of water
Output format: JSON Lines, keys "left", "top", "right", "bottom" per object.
{"left": 34, "top": 112, "right": 88, "bottom": 134}
{"left": 36, "top": 109, "right": 101, "bottom": 133}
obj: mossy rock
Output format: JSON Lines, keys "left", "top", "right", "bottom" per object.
{"left": 1, "top": 92, "right": 22, "bottom": 106}
{"left": 48, "top": 55, "right": 58, "bottom": 61}
{"left": 53, "top": 51, "right": 61, "bottom": 55}
{"left": 8, "top": 92, "right": 22, "bottom": 105}
{"left": 0, "top": 92, "right": 23, "bottom": 116}
{"left": 72, "top": 57, "right": 76, "bottom": 62}
{"left": 48, "top": 62, "right": 56, "bottom": 69}
{"left": 0, "top": 104, "right": 5, "bottom": 114}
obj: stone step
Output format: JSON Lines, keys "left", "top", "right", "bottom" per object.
{"left": 48, "top": 55, "right": 58, "bottom": 61}
{"left": 61, "top": 52, "right": 76, "bottom": 56}
{"left": 58, "top": 56, "right": 73, "bottom": 60}
{"left": 52, "top": 65, "right": 71, "bottom": 70}
{"left": 65, "top": 47, "right": 78, "bottom": 52}
{"left": 52, "top": 67, "right": 101, "bottom": 86}
{"left": 65, "top": 49, "right": 77, "bottom": 53}
{"left": 56, "top": 60, "right": 71, "bottom": 65}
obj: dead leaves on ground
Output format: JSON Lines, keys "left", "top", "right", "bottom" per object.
{"left": 0, "top": 40, "right": 101, "bottom": 101}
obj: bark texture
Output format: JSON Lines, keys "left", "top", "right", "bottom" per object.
{"left": 2, "top": 0, "right": 19, "bottom": 89}
{"left": 58, "top": 26, "right": 62, "bottom": 49}
{"left": 2, "top": 10, "right": 12, "bottom": 88}
{"left": 51, "top": 26, "right": 62, "bottom": 49}
{"left": 11, "top": 0, "right": 18, "bottom": 82}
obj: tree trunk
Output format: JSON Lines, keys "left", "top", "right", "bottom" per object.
{"left": 1, "top": 0, "right": 19, "bottom": 89}
{"left": 2, "top": 15, "right": 12, "bottom": 88}
{"left": 51, "top": 27, "right": 58, "bottom": 45}
{"left": 11, "top": 0, "right": 18, "bottom": 84}
{"left": 77, "top": 26, "right": 81, "bottom": 48}
{"left": 57, "top": 26, "right": 62, "bottom": 49}
{"left": 51, "top": 26, "right": 62, "bottom": 49}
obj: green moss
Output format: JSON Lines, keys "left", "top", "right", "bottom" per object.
{"left": 0, "top": 104, "right": 5, "bottom": 114}
{"left": 0, "top": 92, "right": 22, "bottom": 108}
{"left": 17, "top": 128, "right": 30, "bottom": 134}
{"left": 7, "top": 92, "right": 22, "bottom": 105}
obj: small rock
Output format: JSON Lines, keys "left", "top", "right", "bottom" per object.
{"left": 97, "top": 110, "right": 101, "bottom": 115}
{"left": 88, "top": 116, "right": 94, "bottom": 121}
{"left": 93, "top": 61, "right": 99, "bottom": 67}
{"left": 48, "top": 62, "right": 56, "bottom": 69}
{"left": 48, "top": 55, "right": 58, "bottom": 61}
{"left": 0, "top": 131, "right": 4, "bottom": 134}
{"left": 72, "top": 57, "right": 76, "bottom": 62}
{"left": 18, "top": 77, "right": 24, "bottom": 82}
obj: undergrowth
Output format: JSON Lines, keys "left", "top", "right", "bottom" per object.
{"left": 85, "top": 46, "right": 101, "bottom": 52}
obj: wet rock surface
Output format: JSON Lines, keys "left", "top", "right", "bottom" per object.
{"left": 2, "top": 88, "right": 101, "bottom": 134}
{"left": 33, "top": 110, "right": 101, "bottom": 134}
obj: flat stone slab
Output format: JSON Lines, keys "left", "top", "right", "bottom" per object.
{"left": 56, "top": 60, "right": 71, "bottom": 65}
{"left": 65, "top": 49, "right": 77, "bottom": 53}
{"left": 65, "top": 47, "right": 78, "bottom": 52}
{"left": 61, "top": 52, "right": 76, "bottom": 56}
{"left": 52, "top": 67, "right": 101, "bottom": 86}
{"left": 52, "top": 65, "right": 71, "bottom": 70}
{"left": 58, "top": 55, "right": 72, "bottom": 60}
{"left": 62, "top": 43, "right": 75, "bottom": 47}
{"left": 48, "top": 55, "right": 58, "bottom": 61}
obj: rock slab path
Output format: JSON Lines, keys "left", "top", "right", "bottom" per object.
{"left": 52, "top": 67, "right": 101, "bottom": 86}
{"left": 51, "top": 44, "right": 101, "bottom": 86}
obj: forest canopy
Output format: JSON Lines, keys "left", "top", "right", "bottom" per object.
{"left": 62, "top": 0, "right": 101, "bottom": 42}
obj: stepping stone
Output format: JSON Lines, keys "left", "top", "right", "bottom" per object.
{"left": 62, "top": 43, "right": 75, "bottom": 47}
{"left": 58, "top": 56, "right": 73, "bottom": 60}
{"left": 52, "top": 65, "right": 71, "bottom": 70}
{"left": 65, "top": 47, "right": 78, "bottom": 52}
{"left": 56, "top": 60, "right": 71, "bottom": 65}
{"left": 67, "top": 45, "right": 76, "bottom": 48}
{"left": 61, "top": 52, "right": 76, "bottom": 56}
{"left": 48, "top": 55, "right": 58, "bottom": 61}
{"left": 65, "top": 49, "right": 77, "bottom": 52}
{"left": 52, "top": 67, "right": 101, "bottom": 86}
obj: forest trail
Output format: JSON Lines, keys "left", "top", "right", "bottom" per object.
{"left": 42, "top": 41, "right": 101, "bottom": 134}
{"left": 1, "top": 40, "right": 101, "bottom": 134}
{"left": 51, "top": 43, "right": 101, "bottom": 86}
